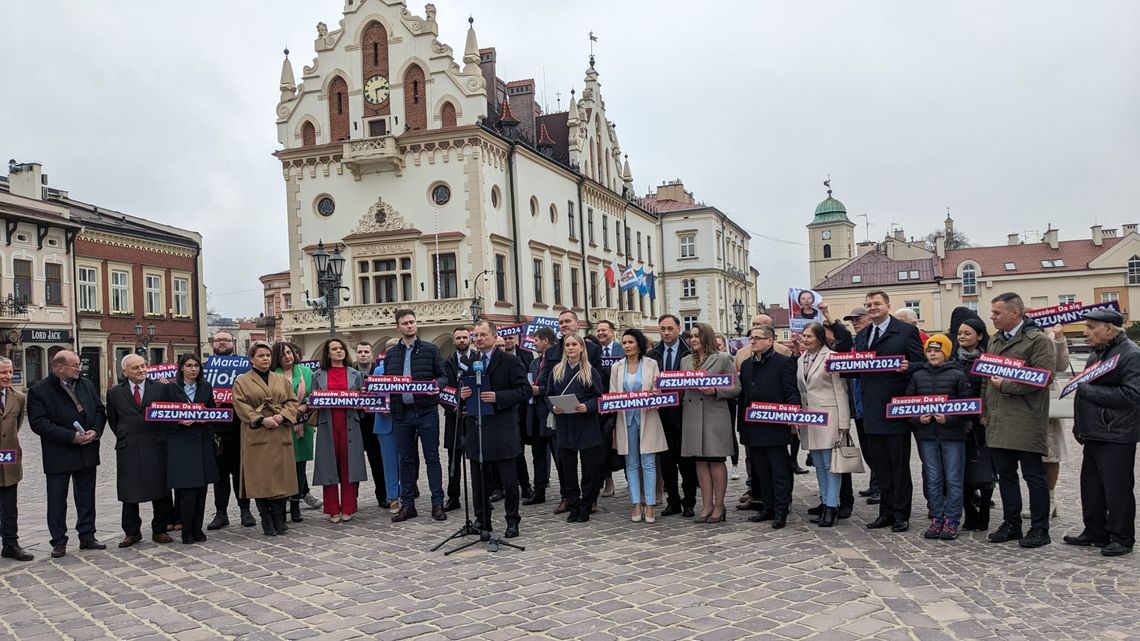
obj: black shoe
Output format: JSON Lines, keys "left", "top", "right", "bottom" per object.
{"left": 866, "top": 494, "right": 881, "bottom": 505}
{"left": 413, "top": 486, "right": 421, "bottom": 499}
{"left": 566, "top": 513, "right": 579, "bottom": 523}
{"left": 443, "top": 498, "right": 462, "bottom": 511}
{"left": 819, "top": 507, "right": 837, "bottom": 528}
{"left": 290, "top": 500, "right": 304, "bottom": 523}
{"left": 521, "top": 486, "right": 535, "bottom": 502}
{"left": 988, "top": 522, "right": 1023, "bottom": 543}
{"left": 391, "top": 506, "right": 418, "bottom": 522}
{"left": 1, "top": 546, "right": 33, "bottom": 561}
{"left": 51, "top": 544, "right": 66, "bottom": 558}
{"left": 522, "top": 491, "right": 546, "bottom": 506}
{"left": 431, "top": 506, "right": 448, "bottom": 521}
{"left": 1019, "top": 527, "right": 1050, "bottom": 548}
{"left": 576, "top": 512, "right": 590, "bottom": 523}
{"left": 504, "top": 524, "right": 519, "bottom": 538}
{"left": 79, "top": 538, "right": 107, "bottom": 550}
{"left": 1101, "top": 542, "right": 1133, "bottom": 557}
{"left": 771, "top": 515, "right": 787, "bottom": 529}
{"left": 661, "top": 504, "right": 682, "bottom": 517}
{"left": 207, "top": 513, "right": 229, "bottom": 530}
{"left": 378, "top": 498, "right": 391, "bottom": 509}
{"left": 807, "top": 503, "right": 824, "bottom": 517}
{"left": 193, "top": 531, "right": 207, "bottom": 543}
{"left": 182, "top": 533, "right": 196, "bottom": 545}
{"left": 837, "top": 505, "right": 853, "bottom": 520}
{"left": 1063, "top": 531, "right": 1110, "bottom": 547}
{"left": 270, "top": 503, "right": 288, "bottom": 533}
{"left": 259, "top": 511, "right": 277, "bottom": 536}
{"left": 890, "top": 519, "right": 909, "bottom": 533}
{"left": 867, "top": 516, "right": 893, "bottom": 529}
{"left": 791, "top": 464, "right": 809, "bottom": 475}
{"left": 240, "top": 507, "right": 256, "bottom": 528}
{"left": 858, "top": 488, "right": 877, "bottom": 497}
{"left": 682, "top": 507, "right": 695, "bottom": 518}
{"left": 490, "top": 489, "right": 504, "bottom": 503}
{"left": 748, "top": 510, "right": 774, "bottom": 523}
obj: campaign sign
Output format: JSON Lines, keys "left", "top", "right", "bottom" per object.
{"left": 439, "top": 385, "right": 459, "bottom": 408}
{"left": 598, "top": 391, "right": 681, "bottom": 414}
{"left": 601, "top": 356, "right": 622, "bottom": 369}
{"left": 298, "top": 360, "right": 321, "bottom": 372}
{"left": 1060, "top": 354, "right": 1121, "bottom": 398}
{"left": 0, "top": 449, "right": 16, "bottom": 465}
{"left": 496, "top": 323, "right": 524, "bottom": 338}
{"left": 745, "top": 402, "right": 829, "bottom": 426}
{"left": 145, "top": 402, "right": 235, "bottom": 423}
{"left": 363, "top": 376, "right": 438, "bottom": 395}
{"left": 655, "top": 370, "right": 735, "bottom": 390}
{"left": 203, "top": 355, "right": 251, "bottom": 405}
{"left": 307, "top": 390, "right": 388, "bottom": 410}
{"left": 520, "top": 316, "right": 562, "bottom": 350}
{"left": 970, "top": 353, "right": 1051, "bottom": 388}
{"left": 146, "top": 363, "right": 179, "bottom": 382}
{"left": 825, "top": 352, "right": 904, "bottom": 373}
{"left": 1026, "top": 300, "right": 1121, "bottom": 327}
{"left": 886, "top": 395, "right": 983, "bottom": 418}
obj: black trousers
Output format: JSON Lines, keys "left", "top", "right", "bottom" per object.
{"left": 991, "top": 447, "right": 1049, "bottom": 531}
{"left": 0, "top": 484, "right": 18, "bottom": 548}
{"left": 46, "top": 467, "right": 98, "bottom": 547}
{"left": 122, "top": 495, "right": 174, "bottom": 537}
{"left": 863, "top": 432, "right": 912, "bottom": 522}
{"left": 840, "top": 473, "right": 854, "bottom": 511}
{"left": 294, "top": 461, "right": 310, "bottom": 499}
{"left": 854, "top": 418, "right": 879, "bottom": 492}
{"left": 1080, "top": 440, "right": 1136, "bottom": 547}
{"left": 175, "top": 487, "right": 208, "bottom": 537}
{"left": 660, "top": 419, "right": 697, "bottom": 509}
{"left": 531, "top": 435, "right": 555, "bottom": 491}
{"left": 360, "top": 428, "right": 386, "bottom": 504}
{"left": 557, "top": 445, "right": 605, "bottom": 519}
{"left": 213, "top": 430, "right": 250, "bottom": 514}
{"left": 470, "top": 458, "right": 519, "bottom": 531}
{"left": 750, "top": 445, "right": 793, "bottom": 517}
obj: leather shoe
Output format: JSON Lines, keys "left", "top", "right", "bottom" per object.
{"left": 837, "top": 505, "right": 853, "bottom": 520}
{"left": 553, "top": 500, "right": 570, "bottom": 515}
{"left": 890, "top": 520, "right": 909, "bottom": 533}
{"left": 987, "top": 522, "right": 1023, "bottom": 543}
{"left": 239, "top": 507, "right": 256, "bottom": 527}
{"left": 1018, "top": 527, "right": 1051, "bottom": 548}
{"left": 771, "top": 515, "right": 787, "bottom": 529}
{"left": 866, "top": 516, "right": 894, "bottom": 529}
{"left": 206, "top": 513, "right": 229, "bottom": 530}
{"left": 1063, "top": 532, "right": 1109, "bottom": 547}
{"left": 858, "top": 488, "right": 878, "bottom": 497}
{"left": 521, "top": 486, "right": 535, "bottom": 501}
{"left": 79, "top": 539, "right": 107, "bottom": 550}
{"left": 522, "top": 492, "right": 545, "bottom": 506}
{"left": 682, "top": 507, "right": 695, "bottom": 518}
{"left": 791, "top": 463, "right": 809, "bottom": 475}
{"left": 443, "top": 498, "right": 461, "bottom": 511}
{"left": 490, "top": 489, "right": 504, "bottom": 502}
{"left": 431, "top": 506, "right": 447, "bottom": 521}
{"left": 152, "top": 532, "right": 173, "bottom": 544}
{"left": 193, "top": 532, "right": 207, "bottom": 543}
{"left": 391, "top": 505, "right": 418, "bottom": 522}
{"left": 504, "top": 524, "right": 519, "bottom": 538}
{"left": 748, "top": 510, "right": 774, "bottom": 523}
{"left": 1101, "top": 542, "right": 1133, "bottom": 557}
{"left": 1, "top": 546, "right": 33, "bottom": 561}
{"left": 807, "top": 503, "right": 824, "bottom": 516}
{"left": 660, "top": 504, "right": 682, "bottom": 517}
{"left": 378, "top": 498, "right": 392, "bottom": 510}
{"left": 866, "top": 494, "right": 882, "bottom": 505}
{"left": 51, "top": 544, "right": 67, "bottom": 558}
{"left": 118, "top": 535, "right": 142, "bottom": 548}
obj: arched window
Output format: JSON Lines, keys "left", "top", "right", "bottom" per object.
{"left": 1129, "top": 255, "right": 1140, "bottom": 285}
{"left": 327, "top": 76, "right": 350, "bottom": 142}
{"left": 301, "top": 121, "right": 316, "bottom": 146}
{"left": 403, "top": 64, "right": 427, "bottom": 130}
{"left": 823, "top": 244, "right": 832, "bottom": 259}
{"left": 962, "top": 263, "right": 978, "bottom": 295}
{"left": 440, "top": 102, "right": 457, "bottom": 128}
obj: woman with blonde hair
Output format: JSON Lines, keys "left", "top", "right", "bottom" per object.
{"left": 548, "top": 333, "right": 605, "bottom": 523}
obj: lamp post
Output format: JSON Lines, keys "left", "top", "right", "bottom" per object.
{"left": 469, "top": 296, "right": 484, "bottom": 323}
{"left": 732, "top": 298, "right": 744, "bottom": 337}
{"left": 134, "top": 322, "right": 156, "bottom": 357}
{"left": 305, "top": 240, "right": 348, "bottom": 336}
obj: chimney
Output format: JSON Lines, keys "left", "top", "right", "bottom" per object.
{"left": 1123, "top": 223, "right": 1138, "bottom": 236}
{"left": 1043, "top": 225, "right": 1059, "bottom": 250}
{"left": 1007, "top": 233, "right": 1021, "bottom": 245}
{"left": 8, "top": 162, "right": 44, "bottom": 200}
{"left": 892, "top": 228, "right": 905, "bottom": 242}
{"left": 1091, "top": 224, "right": 1103, "bottom": 246}
{"left": 934, "top": 233, "right": 946, "bottom": 259}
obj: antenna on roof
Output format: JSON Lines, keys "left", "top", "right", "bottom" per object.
{"left": 856, "top": 212, "right": 873, "bottom": 243}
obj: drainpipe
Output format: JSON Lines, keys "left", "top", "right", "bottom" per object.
{"left": 505, "top": 142, "right": 523, "bottom": 322}
{"left": 576, "top": 176, "right": 589, "bottom": 326}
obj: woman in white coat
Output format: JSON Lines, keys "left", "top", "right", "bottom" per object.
{"left": 796, "top": 322, "right": 851, "bottom": 527}
{"left": 609, "top": 329, "right": 668, "bottom": 523}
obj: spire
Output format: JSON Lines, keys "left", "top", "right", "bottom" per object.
{"left": 498, "top": 97, "right": 519, "bottom": 128}
{"left": 622, "top": 154, "right": 632, "bottom": 181}
{"left": 279, "top": 48, "right": 296, "bottom": 102}
{"left": 536, "top": 123, "right": 556, "bottom": 156}
{"left": 463, "top": 16, "right": 481, "bottom": 76}
{"left": 566, "top": 89, "right": 579, "bottom": 125}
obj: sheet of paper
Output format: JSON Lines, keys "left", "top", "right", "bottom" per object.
{"left": 549, "top": 394, "right": 582, "bottom": 414}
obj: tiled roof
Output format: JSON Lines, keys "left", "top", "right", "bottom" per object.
{"left": 768, "top": 307, "right": 791, "bottom": 328}
{"left": 640, "top": 197, "right": 702, "bottom": 213}
{"left": 942, "top": 238, "right": 1124, "bottom": 276}
{"left": 816, "top": 251, "right": 939, "bottom": 290}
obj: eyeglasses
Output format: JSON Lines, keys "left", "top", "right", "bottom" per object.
{"left": 183, "top": 364, "right": 202, "bottom": 369}
{"left": 213, "top": 338, "right": 233, "bottom": 343}
{"left": 749, "top": 336, "right": 773, "bottom": 342}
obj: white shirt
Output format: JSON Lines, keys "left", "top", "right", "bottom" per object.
{"left": 1003, "top": 320, "right": 1025, "bottom": 340}
{"left": 131, "top": 381, "right": 146, "bottom": 398}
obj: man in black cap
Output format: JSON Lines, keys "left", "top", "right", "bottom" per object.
{"left": 841, "top": 305, "right": 879, "bottom": 505}
{"left": 1064, "top": 307, "right": 1138, "bottom": 557}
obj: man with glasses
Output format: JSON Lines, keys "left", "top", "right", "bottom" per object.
{"left": 28, "top": 350, "right": 107, "bottom": 558}
{"left": 207, "top": 331, "right": 256, "bottom": 530}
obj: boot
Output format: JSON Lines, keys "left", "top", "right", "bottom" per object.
{"left": 255, "top": 499, "right": 276, "bottom": 536}
{"left": 290, "top": 499, "right": 303, "bottom": 523}
{"left": 271, "top": 500, "right": 289, "bottom": 533}
{"left": 818, "top": 506, "right": 836, "bottom": 527}
{"left": 239, "top": 503, "right": 256, "bottom": 528}
{"left": 523, "top": 486, "right": 546, "bottom": 506}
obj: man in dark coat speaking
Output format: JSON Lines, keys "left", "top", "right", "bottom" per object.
{"left": 459, "top": 319, "right": 531, "bottom": 539}
{"left": 107, "top": 354, "right": 174, "bottom": 547}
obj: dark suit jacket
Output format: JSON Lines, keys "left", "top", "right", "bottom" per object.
{"left": 526, "top": 355, "right": 553, "bottom": 438}
{"left": 738, "top": 349, "right": 801, "bottom": 447}
{"left": 28, "top": 374, "right": 107, "bottom": 474}
{"left": 442, "top": 349, "right": 473, "bottom": 448}
{"left": 506, "top": 349, "right": 534, "bottom": 437}
{"left": 539, "top": 338, "right": 603, "bottom": 395}
{"left": 648, "top": 339, "right": 692, "bottom": 428}
{"left": 853, "top": 317, "right": 926, "bottom": 434}
{"left": 162, "top": 379, "right": 220, "bottom": 489}
{"left": 107, "top": 380, "right": 169, "bottom": 503}
{"left": 461, "top": 349, "right": 531, "bottom": 462}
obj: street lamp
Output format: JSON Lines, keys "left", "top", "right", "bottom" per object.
{"left": 305, "top": 239, "right": 349, "bottom": 336}
{"left": 732, "top": 299, "right": 744, "bottom": 337}
{"left": 469, "top": 296, "right": 484, "bottom": 322}
{"left": 135, "top": 322, "right": 157, "bottom": 356}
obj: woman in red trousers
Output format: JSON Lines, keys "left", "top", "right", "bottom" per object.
{"left": 311, "top": 338, "right": 368, "bottom": 522}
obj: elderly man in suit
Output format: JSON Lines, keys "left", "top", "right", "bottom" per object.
{"left": 28, "top": 350, "right": 107, "bottom": 558}
{"left": 853, "top": 290, "right": 925, "bottom": 533}
{"left": 459, "top": 319, "right": 532, "bottom": 538}
{"left": 107, "top": 354, "right": 174, "bottom": 547}
{"left": 0, "top": 356, "right": 31, "bottom": 561}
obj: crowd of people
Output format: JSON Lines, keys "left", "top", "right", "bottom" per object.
{"left": 0, "top": 290, "right": 1135, "bottom": 562}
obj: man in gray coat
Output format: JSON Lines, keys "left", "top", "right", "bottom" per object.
{"left": 982, "top": 292, "right": 1056, "bottom": 548}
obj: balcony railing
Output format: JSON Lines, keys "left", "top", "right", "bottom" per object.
{"left": 0, "top": 294, "right": 29, "bottom": 319}
{"left": 282, "top": 299, "right": 470, "bottom": 334}
{"left": 343, "top": 136, "right": 402, "bottom": 179}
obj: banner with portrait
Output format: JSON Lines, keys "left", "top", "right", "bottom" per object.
{"left": 789, "top": 287, "right": 824, "bottom": 333}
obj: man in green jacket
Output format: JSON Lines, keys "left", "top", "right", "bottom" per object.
{"left": 982, "top": 292, "right": 1056, "bottom": 549}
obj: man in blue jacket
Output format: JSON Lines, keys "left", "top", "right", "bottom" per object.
{"left": 386, "top": 309, "right": 449, "bottom": 522}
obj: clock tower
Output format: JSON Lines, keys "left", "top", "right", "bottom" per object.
{"left": 807, "top": 180, "right": 856, "bottom": 286}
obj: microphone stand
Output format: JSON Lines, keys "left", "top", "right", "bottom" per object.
{"left": 432, "top": 390, "right": 478, "bottom": 552}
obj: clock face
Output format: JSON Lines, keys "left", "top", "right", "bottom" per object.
{"left": 821, "top": 230, "right": 832, "bottom": 240}
{"left": 364, "top": 75, "right": 390, "bottom": 104}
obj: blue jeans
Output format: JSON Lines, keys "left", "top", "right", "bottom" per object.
{"left": 394, "top": 408, "right": 444, "bottom": 507}
{"left": 624, "top": 419, "right": 657, "bottom": 506}
{"left": 918, "top": 439, "right": 965, "bottom": 526}
{"left": 376, "top": 428, "right": 400, "bottom": 502}
{"left": 811, "top": 449, "right": 842, "bottom": 508}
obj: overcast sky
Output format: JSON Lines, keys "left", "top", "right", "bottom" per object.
{"left": 4, "top": 1, "right": 1138, "bottom": 317}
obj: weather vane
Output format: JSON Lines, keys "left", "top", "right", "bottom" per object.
{"left": 823, "top": 174, "right": 832, "bottom": 197}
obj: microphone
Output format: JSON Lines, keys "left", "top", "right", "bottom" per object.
{"left": 472, "top": 358, "right": 484, "bottom": 388}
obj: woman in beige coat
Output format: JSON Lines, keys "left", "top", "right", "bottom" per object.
{"left": 796, "top": 323, "right": 851, "bottom": 527}
{"left": 680, "top": 323, "right": 741, "bottom": 523}
{"left": 610, "top": 329, "right": 668, "bottom": 523}
{"left": 231, "top": 340, "right": 299, "bottom": 536}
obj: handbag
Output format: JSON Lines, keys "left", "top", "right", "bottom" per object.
{"left": 1048, "top": 397, "right": 1074, "bottom": 419}
{"left": 830, "top": 432, "right": 865, "bottom": 474}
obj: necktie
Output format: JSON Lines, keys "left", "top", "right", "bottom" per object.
{"left": 0, "top": 392, "right": 5, "bottom": 414}
{"left": 133, "top": 385, "right": 142, "bottom": 406}
{"left": 666, "top": 347, "right": 674, "bottom": 371}
{"left": 870, "top": 326, "right": 881, "bottom": 349}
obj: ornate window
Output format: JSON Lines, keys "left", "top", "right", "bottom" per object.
{"left": 962, "top": 263, "right": 977, "bottom": 295}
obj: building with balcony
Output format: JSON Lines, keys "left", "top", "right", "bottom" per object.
{"left": 258, "top": 269, "right": 290, "bottom": 343}
{"left": 274, "top": 2, "right": 758, "bottom": 355}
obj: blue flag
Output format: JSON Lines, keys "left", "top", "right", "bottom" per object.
{"left": 635, "top": 268, "right": 648, "bottom": 295}
{"left": 646, "top": 271, "right": 656, "bottom": 300}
